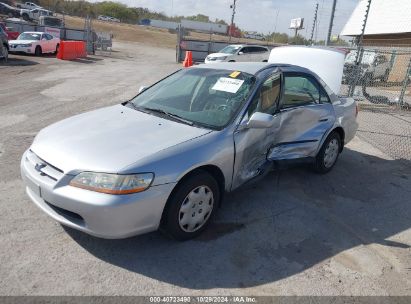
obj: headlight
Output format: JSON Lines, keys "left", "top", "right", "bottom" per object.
{"left": 217, "top": 56, "right": 227, "bottom": 60}
{"left": 69, "top": 172, "right": 154, "bottom": 194}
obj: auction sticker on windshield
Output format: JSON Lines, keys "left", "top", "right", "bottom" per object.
{"left": 212, "top": 78, "right": 244, "bottom": 94}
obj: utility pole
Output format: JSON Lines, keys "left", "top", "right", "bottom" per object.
{"left": 325, "top": 0, "right": 337, "bottom": 46}
{"left": 229, "top": 0, "right": 237, "bottom": 42}
{"left": 310, "top": 3, "right": 319, "bottom": 45}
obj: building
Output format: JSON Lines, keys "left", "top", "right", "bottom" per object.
{"left": 341, "top": 0, "right": 411, "bottom": 82}
{"left": 341, "top": 0, "right": 411, "bottom": 47}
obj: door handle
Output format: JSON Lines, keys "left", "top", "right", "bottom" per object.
{"left": 318, "top": 118, "right": 328, "bottom": 122}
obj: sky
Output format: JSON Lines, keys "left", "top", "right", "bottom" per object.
{"left": 117, "top": 0, "right": 359, "bottom": 40}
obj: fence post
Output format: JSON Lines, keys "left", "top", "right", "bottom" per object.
{"left": 176, "top": 24, "right": 182, "bottom": 63}
{"left": 348, "top": 0, "right": 372, "bottom": 97}
{"left": 398, "top": 56, "right": 411, "bottom": 107}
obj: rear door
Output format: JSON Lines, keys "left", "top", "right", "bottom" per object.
{"left": 267, "top": 72, "right": 335, "bottom": 160}
{"left": 249, "top": 46, "right": 268, "bottom": 61}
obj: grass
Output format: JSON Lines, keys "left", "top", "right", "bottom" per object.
{"left": 64, "top": 15, "right": 280, "bottom": 49}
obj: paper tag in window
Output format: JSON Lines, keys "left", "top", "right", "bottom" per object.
{"left": 212, "top": 78, "right": 244, "bottom": 93}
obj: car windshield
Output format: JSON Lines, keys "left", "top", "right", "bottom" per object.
{"left": 130, "top": 68, "right": 256, "bottom": 129}
{"left": 18, "top": 33, "right": 40, "bottom": 40}
{"left": 219, "top": 45, "right": 241, "bottom": 54}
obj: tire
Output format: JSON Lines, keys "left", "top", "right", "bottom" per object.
{"left": 314, "top": 132, "right": 341, "bottom": 174}
{"left": 35, "top": 46, "right": 42, "bottom": 56}
{"left": 228, "top": 60, "right": 236, "bottom": 62}
{"left": 161, "top": 170, "right": 220, "bottom": 241}
{"left": 55, "top": 44, "right": 59, "bottom": 55}
{"left": 262, "top": 59, "right": 268, "bottom": 62}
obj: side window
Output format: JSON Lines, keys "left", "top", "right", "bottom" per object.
{"left": 240, "top": 47, "right": 250, "bottom": 54}
{"left": 47, "top": 34, "right": 53, "bottom": 40}
{"left": 251, "top": 47, "right": 267, "bottom": 53}
{"left": 282, "top": 75, "right": 329, "bottom": 108}
{"left": 248, "top": 73, "right": 281, "bottom": 116}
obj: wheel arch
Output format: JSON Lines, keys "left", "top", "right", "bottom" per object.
{"left": 160, "top": 165, "right": 226, "bottom": 226}
{"left": 332, "top": 126, "right": 345, "bottom": 152}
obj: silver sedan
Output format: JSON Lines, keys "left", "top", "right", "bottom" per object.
{"left": 21, "top": 59, "right": 358, "bottom": 240}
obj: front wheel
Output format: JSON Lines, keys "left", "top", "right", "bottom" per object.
{"left": 161, "top": 171, "right": 220, "bottom": 241}
{"left": 314, "top": 132, "right": 341, "bottom": 174}
{"left": 35, "top": 46, "right": 42, "bottom": 56}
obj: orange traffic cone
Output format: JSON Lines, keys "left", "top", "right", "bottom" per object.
{"left": 183, "top": 51, "right": 193, "bottom": 67}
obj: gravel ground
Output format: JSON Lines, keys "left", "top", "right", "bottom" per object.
{"left": 0, "top": 41, "right": 410, "bottom": 296}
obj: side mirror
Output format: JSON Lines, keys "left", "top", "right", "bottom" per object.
{"left": 246, "top": 112, "right": 275, "bottom": 129}
{"left": 238, "top": 51, "right": 244, "bottom": 55}
{"left": 139, "top": 86, "right": 148, "bottom": 93}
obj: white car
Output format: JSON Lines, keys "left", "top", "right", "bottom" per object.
{"left": 16, "top": 2, "right": 42, "bottom": 9}
{"left": 205, "top": 44, "right": 269, "bottom": 63}
{"left": 21, "top": 8, "right": 52, "bottom": 21}
{"left": 9, "top": 32, "right": 60, "bottom": 56}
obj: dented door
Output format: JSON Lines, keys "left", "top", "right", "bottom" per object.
{"left": 232, "top": 71, "right": 282, "bottom": 190}
{"left": 268, "top": 72, "right": 335, "bottom": 160}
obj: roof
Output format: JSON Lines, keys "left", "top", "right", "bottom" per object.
{"left": 341, "top": 0, "right": 411, "bottom": 36}
{"left": 195, "top": 62, "right": 274, "bottom": 75}
{"left": 195, "top": 62, "right": 312, "bottom": 76}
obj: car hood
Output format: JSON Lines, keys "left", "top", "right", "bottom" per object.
{"left": 208, "top": 53, "right": 231, "bottom": 58}
{"left": 9, "top": 40, "right": 37, "bottom": 44}
{"left": 31, "top": 105, "right": 212, "bottom": 174}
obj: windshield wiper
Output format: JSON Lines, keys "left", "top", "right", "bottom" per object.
{"left": 138, "top": 107, "right": 194, "bottom": 126}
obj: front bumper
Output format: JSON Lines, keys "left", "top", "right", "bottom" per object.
{"left": 20, "top": 150, "right": 176, "bottom": 239}
{"left": 9, "top": 44, "right": 35, "bottom": 54}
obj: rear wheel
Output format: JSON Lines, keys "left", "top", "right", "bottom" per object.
{"left": 314, "top": 132, "right": 341, "bottom": 174}
{"left": 161, "top": 171, "right": 219, "bottom": 241}
{"left": 35, "top": 46, "right": 42, "bottom": 56}
{"left": 55, "top": 44, "right": 59, "bottom": 54}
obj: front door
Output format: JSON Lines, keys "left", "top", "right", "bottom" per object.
{"left": 232, "top": 70, "right": 282, "bottom": 189}
{"left": 235, "top": 47, "right": 251, "bottom": 62}
{"left": 267, "top": 72, "right": 335, "bottom": 160}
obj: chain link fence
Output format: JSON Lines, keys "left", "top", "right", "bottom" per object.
{"left": 340, "top": 46, "right": 411, "bottom": 160}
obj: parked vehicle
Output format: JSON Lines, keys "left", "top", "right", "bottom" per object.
{"left": 9, "top": 31, "right": 60, "bottom": 55}
{"left": 97, "top": 15, "right": 119, "bottom": 22}
{"left": 243, "top": 31, "right": 265, "bottom": 40}
{"left": 21, "top": 8, "right": 52, "bottom": 21}
{"left": 108, "top": 16, "right": 120, "bottom": 23}
{"left": 0, "top": 22, "right": 19, "bottom": 40}
{"left": 16, "top": 2, "right": 42, "bottom": 9}
{"left": 0, "top": 25, "right": 9, "bottom": 61}
{"left": 21, "top": 47, "right": 358, "bottom": 240}
{"left": 205, "top": 44, "right": 269, "bottom": 63}
{"left": 343, "top": 50, "right": 391, "bottom": 84}
{"left": 38, "top": 15, "right": 64, "bottom": 27}
{"left": 0, "top": 2, "right": 21, "bottom": 17}
{"left": 97, "top": 15, "right": 109, "bottom": 21}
